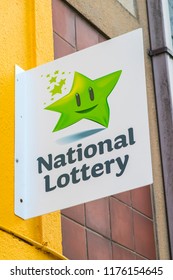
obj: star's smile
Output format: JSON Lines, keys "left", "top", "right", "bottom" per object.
{"left": 75, "top": 105, "right": 98, "bottom": 114}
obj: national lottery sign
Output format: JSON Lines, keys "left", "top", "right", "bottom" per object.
{"left": 15, "top": 29, "right": 153, "bottom": 219}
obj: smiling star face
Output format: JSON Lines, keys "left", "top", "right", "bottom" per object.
{"left": 45, "top": 71, "right": 122, "bottom": 132}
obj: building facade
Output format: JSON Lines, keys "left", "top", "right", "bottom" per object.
{"left": 0, "top": 0, "right": 173, "bottom": 260}
{"left": 53, "top": 0, "right": 172, "bottom": 260}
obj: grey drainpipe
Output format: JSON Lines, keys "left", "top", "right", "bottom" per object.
{"left": 147, "top": 0, "right": 173, "bottom": 258}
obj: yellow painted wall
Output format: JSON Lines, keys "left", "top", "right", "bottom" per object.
{"left": 0, "top": 0, "right": 65, "bottom": 260}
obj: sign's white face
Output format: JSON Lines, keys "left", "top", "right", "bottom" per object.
{"left": 15, "top": 29, "right": 153, "bottom": 219}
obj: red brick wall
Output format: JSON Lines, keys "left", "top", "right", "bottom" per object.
{"left": 52, "top": 0, "right": 156, "bottom": 260}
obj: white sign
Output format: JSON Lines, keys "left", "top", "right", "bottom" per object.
{"left": 15, "top": 29, "right": 153, "bottom": 219}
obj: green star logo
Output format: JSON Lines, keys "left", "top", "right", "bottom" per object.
{"left": 45, "top": 70, "right": 122, "bottom": 132}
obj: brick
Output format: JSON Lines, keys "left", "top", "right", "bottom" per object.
{"left": 113, "top": 190, "right": 131, "bottom": 206}
{"left": 112, "top": 243, "right": 136, "bottom": 260}
{"left": 85, "top": 197, "right": 110, "bottom": 238}
{"left": 131, "top": 185, "right": 153, "bottom": 218}
{"left": 110, "top": 198, "right": 134, "bottom": 250}
{"left": 98, "top": 34, "right": 107, "bottom": 43}
{"left": 135, "top": 254, "right": 147, "bottom": 260}
{"left": 61, "top": 204, "right": 85, "bottom": 225}
{"left": 76, "top": 15, "right": 99, "bottom": 50}
{"left": 61, "top": 216, "right": 87, "bottom": 259}
{"left": 87, "top": 230, "right": 112, "bottom": 259}
{"left": 53, "top": 33, "right": 75, "bottom": 59}
{"left": 133, "top": 211, "right": 156, "bottom": 259}
{"left": 52, "top": 0, "right": 76, "bottom": 47}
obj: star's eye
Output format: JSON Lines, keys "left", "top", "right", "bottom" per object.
{"left": 75, "top": 93, "right": 81, "bottom": 106}
{"left": 89, "top": 87, "right": 94, "bottom": 101}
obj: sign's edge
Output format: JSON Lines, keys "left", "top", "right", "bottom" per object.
{"left": 15, "top": 65, "right": 27, "bottom": 219}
